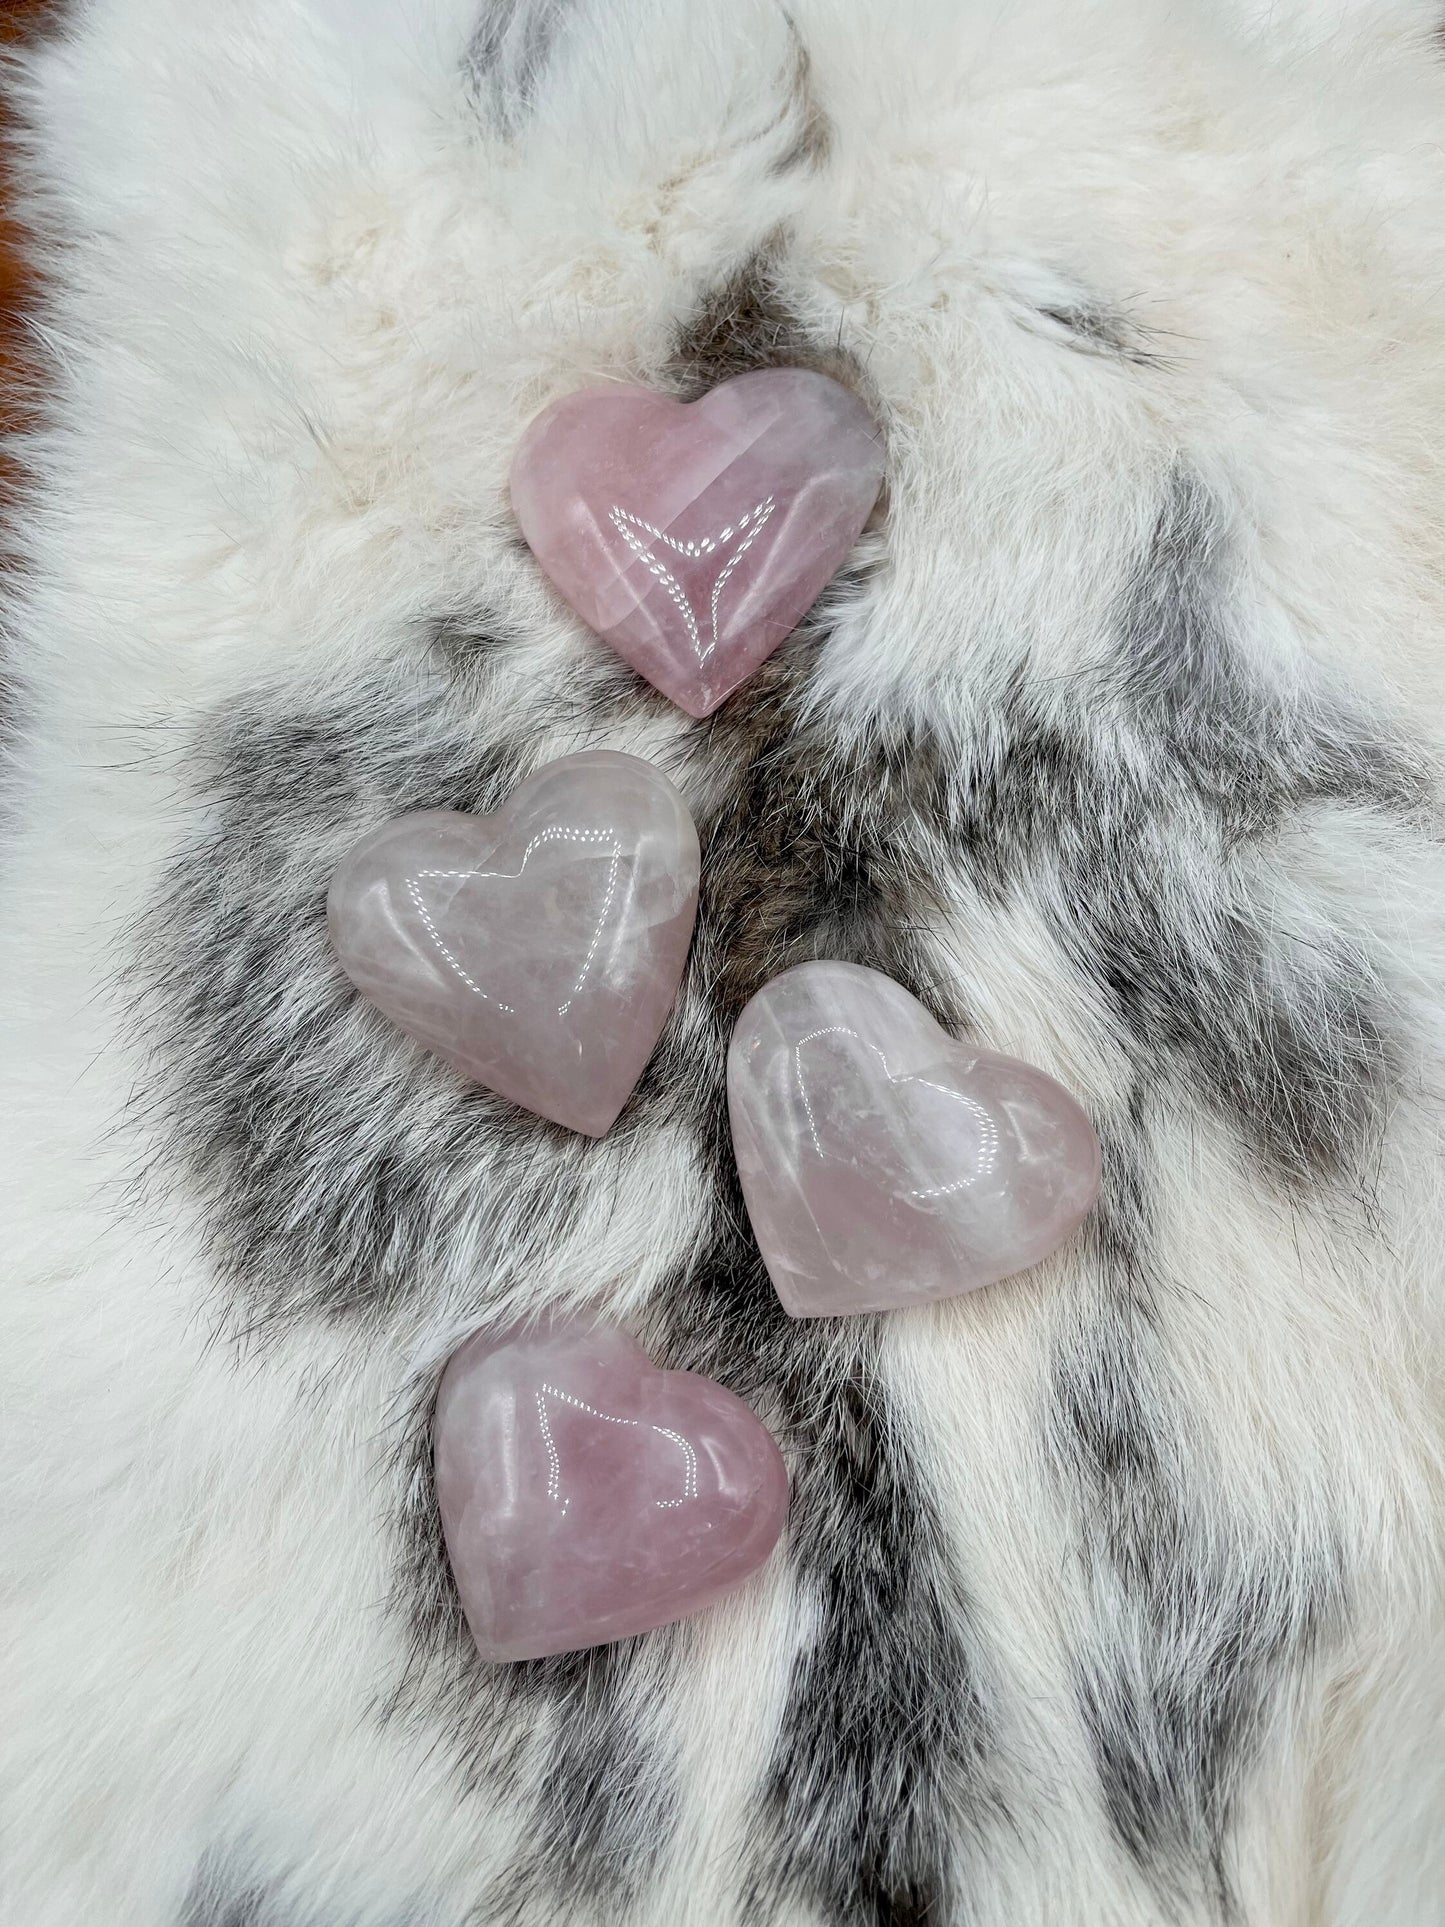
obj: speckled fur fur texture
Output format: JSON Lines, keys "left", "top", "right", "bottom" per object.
{"left": 3, "top": 1, "right": 1445, "bottom": 1922}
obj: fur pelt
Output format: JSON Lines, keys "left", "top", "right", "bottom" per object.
{"left": 3, "top": 1, "right": 1445, "bottom": 1921}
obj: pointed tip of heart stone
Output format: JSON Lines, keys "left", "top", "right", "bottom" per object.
{"left": 510, "top": 368, "right": 885, "bottom": 717}
{"left": 327, "top": 750, "right": 699, "bottom": 1137}
{"left": 727, "top": 960, "right": 1102, "bottom": 1317}
{"left": 434, "top": 1319, "right": 790, "bottom": 1662}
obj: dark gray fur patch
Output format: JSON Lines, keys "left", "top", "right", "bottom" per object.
{"left": 1112, "top": 475, "right": 1415, "bottom": 831}
{"left": 130, "top": 658, "right": 612, "bottom": 1336}
{"left": 180, "top": 1858, "right": 277, "bottom": 1927}
{"left": 942, "top": 476, "right": 1420, "bottom": 1186}
{"left": 1102, "top": 477, "right": 1418, "bottom": 1182}
{"left": 681, "top": 1230, "right": 999, "bottom": 1927}
{"left": 665, "top": 249, "right": 856, "bottom": 398}
{"left": 181, "top": 1856, "right": 427, "bottom": 1927}
{"left": 466, "top": 0, "right": 575, "bottom": 136}
{"left": 1048, "top": 1125, "right": 1346, "bottom": 1908}
{"left": 484, "top": 1656, "right": 679, "bottom": 1924}
{"left": 753, "top": 1321, "right": 998, "bottom": 1926}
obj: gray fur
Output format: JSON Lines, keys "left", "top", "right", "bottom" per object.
{"left": 1050, "top": 1127, "right": 1347, "bottom": 1908}
{"left": 466, "top": 0, "right": 577, "bottom": 136}
{"left": 133, "top": 659, "right": 586, "bottom": 1333}
{"left": 664, "top": 252, "right": 844, "bottom": 398}
{"left": 934, "top": 476, "right": 1420, "bottom": 1185}
{"left": 181, "top": 1860, "right": 281, "bottom": 1927}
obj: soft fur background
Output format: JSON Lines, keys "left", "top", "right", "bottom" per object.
{"left": 3, "top": 1, "right": 1445, "bottom": 1922}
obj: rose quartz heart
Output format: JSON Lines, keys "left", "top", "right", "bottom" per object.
{"left": 728, "top": 962, "right": 1102, "bottom": 1317}
{"left": 434, "top": 1320, "right": 789, "bottom": 1662}
{"left": 510, "top": 369, "right": 885, "bottom": 717}
{"left": 327, "top": 750, "right": 699, "bottom": 1136}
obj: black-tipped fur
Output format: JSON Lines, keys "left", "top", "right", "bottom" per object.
{"left": 751, "top": 1313, "right": 1000, "bottom": 1925}
{"left": 466, "top": 0, "right": 575, "bottom": 137}
{"left": 133, "top": 660, "right": 605, "bottom": 1335}
{"left": 1049, "top": 1131, "right": 1345, "bottom": 1907}
{"left": 665, "top": 251, "right": 855, "bottom": 399}
{"left": 180, "top": 1858, "right": 275, "bottom": 1927}
{"left": 938, "top": 478, "right": 1417, "bottom": 1186}
{"left": 657, "top": 670, "right": 1003, "bottom": 1921}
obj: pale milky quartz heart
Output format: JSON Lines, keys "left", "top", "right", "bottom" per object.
{"left": 328, "top": 751, "right": 699, "bottom": 1137}
{"left": 728, "top": 962, "right": 1102, "bottom": 1317}
{"left": 510, "top": 368, "right": 885, "bottom": 718}
{"left": 434, "top": 1321, "right": 790, "bottom": 1662}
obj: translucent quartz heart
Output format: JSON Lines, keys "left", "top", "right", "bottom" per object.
{"left": 510, "top": 369, "right": 885, "bottom": 718}
{"left": 434, "top": 1321, "right": 789, "bottom": 1662}
{"left": 728, "top": 962, "right": 1102, "bottom": 1317}
{"left": 328, "top": 751, "right": 699, "bottom": 1136}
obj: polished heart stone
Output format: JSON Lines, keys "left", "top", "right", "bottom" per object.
{"left": 728, "top": 962, "right": 1102, "bottom": 1317}
{"left": 434, "top": 1320, "right": 790, "bottom": 1662}
{"left": 510, "top": 368, "right": 885, "bottom": 718}
{"left": 328, "top": 750, "right": 699, "bottom": 1137}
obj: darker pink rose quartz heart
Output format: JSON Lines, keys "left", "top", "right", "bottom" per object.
{"left": 728, "top": 962, "right": 1102, "bottom": 1317}
{"left": 433, "top": 1320, "right": 790, "bottom": 1662}
{"left": 510, "top": 368, "right": 885, "bottom": 717}
{"left": 327, "top": 750, "right": 699, "bottom": 1137}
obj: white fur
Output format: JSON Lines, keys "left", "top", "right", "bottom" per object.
{"left": 3, "top": 1, "right": 1444, "bottom": 1921}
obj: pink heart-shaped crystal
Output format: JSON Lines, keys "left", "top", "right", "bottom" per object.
{"left": 510, "top": 369, "right": 885, "bottom": 717}
{"left": 434, "top": 1321, "right": 790, "bottom": 1662}
{"left": 728, "top": 962, "right": 1102, "bottom": 1317}
{"left": 328, "top": 750, "right": 699, "bottom": 1136}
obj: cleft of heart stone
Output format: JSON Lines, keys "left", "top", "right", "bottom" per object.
{"left": 728, "top": 961, "right": 1102, "bottom": 1316}
{"left": 510, "top": 367, "right": 885, "bottom": 718}
{"left": 434, "top": 1320, "right": 790, "bottom": 1662}
{"left": 327, "top": 750, "right": 699, "bottom": 1136}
